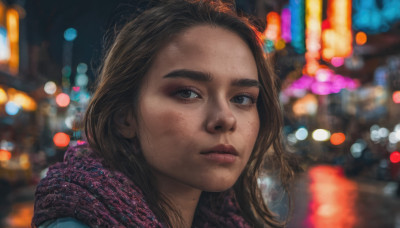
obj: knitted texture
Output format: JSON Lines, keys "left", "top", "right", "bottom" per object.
{"left": 32, "top": 144, "right": 251, "bottom": 228}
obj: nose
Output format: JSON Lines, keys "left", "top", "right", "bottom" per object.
{"left": 205, "top": 100, "right": 237, "bottom": 133}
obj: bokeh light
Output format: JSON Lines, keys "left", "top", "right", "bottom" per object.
{"left": 295, "top": 127, "right": 309, "bottom": 141}
{"left": 331, "top": 57, "right": 344, "bottom": 67}
{"left": 312, "top": 129, "right": 331, "bottom": 141}
{"left": 390, "top": 151, "right": 400, "bottom": 163}
{"left": 53, "top": 132, "right": 70, "bottom": 147}
{"left": 355, "top": 31, "right": 367, "bottom": 45}
{"left": 293, "top": 94, "right": 318, "bottom": 116}
{"left": 19, "top": 153, "right": 30, "bottom": 169}
{"left": 330, "top": 133, "right": 346, "bottom": 145}
{"left": 275, "top": 39, "right": 286, "bottom": 50}
{"left": 64, "top": 28, "right": 77, "bottom": 41}
{"left": 55, "top": 93, "right": 70, "bottom": 107}
{"left": 281, "top": 7, "right": 291, "bottom": 43}
{"left": 287, "top": 133, "right": 298, "bottom": 145}
{"left": 388, "top": 132, "right": 399, "bottom": 144}
{"left": 0, "top": 88, "right": 7, "bottom": 104}
{"left": 350, "top": 140, "right": 367, "bottom": 158}
{"left": 12, "top": 92, "right": 37, "bottom": 111}
{"left": 0, "top": 149, "right": 11, "bottom": 161}
{"left": 378, "top": 127, "right": 389, "bottom": 138}
{"left": 75, "top": 74, "right": 88, "bottom": 87}
{"left": 392, "top": 91, "right": 400, "bottom": 103}
{"left": 44, "top": 81, "right": 57, "bottom": 95}
{"left": 0, "top": 27, "right": 9, "bottom": 61}
{"left": 264, "top": 11, "right": 281, "bottom": 42}
{"left": 77, "top": 62, "right": 88, "bottom": 74}
{"left": 5, "top": 101, "right": 20, "bottom": 115}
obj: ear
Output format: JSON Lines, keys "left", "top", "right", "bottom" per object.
{"left": 114, "top": 109, "right": 136, "bottom": 139}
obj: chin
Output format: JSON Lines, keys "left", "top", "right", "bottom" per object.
{"left": 199, "top": 179, "right": 237, "bottom": 192}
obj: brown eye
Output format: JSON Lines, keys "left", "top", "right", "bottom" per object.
{"left": 231, "top": 95, "right": 255, "bottom": 105}
{"left": 175, "top": 89, "right": 200, "bottom": 99}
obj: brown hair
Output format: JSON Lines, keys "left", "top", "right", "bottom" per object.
{"left": 84, "top": 0, "right": 293, "bottom": 227}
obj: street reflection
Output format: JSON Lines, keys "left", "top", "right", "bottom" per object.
{"left": 4, "top": 202, "right": 33, "bottom": 228}
{"left": 305, "top": 165, "right": 358, "bottom": 228}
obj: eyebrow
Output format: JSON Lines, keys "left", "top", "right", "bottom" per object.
{"left": 231, "top": 78, "right": 261, "bottom": 88}
{"left": 163, "top": 69, "right": 212, "bottom": 82}
{"left": 163, "top": 69, "right": 260, "bottom": 88}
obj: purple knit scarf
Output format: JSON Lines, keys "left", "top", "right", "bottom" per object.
{"left": 32, "top": 144, "right": 251, "bottom": 227}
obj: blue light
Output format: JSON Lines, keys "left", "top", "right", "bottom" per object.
{"left": 353, "top": 0, "right": 398, "bottom": 34}
{"left": 0, "top": 27, "right": 9, "bottom": 61}
{"left": 374, "top": 67, "right": 388, "bottom": 86}
{"left": 64, "top": 28, "right": 77, "bottom": 41}
{"left": 62, "top": 66, "right": 71, "bottom": 77}
{"left": 295, "top": 127, "right": 308, "bottom": 141}
{"left": 263, "top": 39, "right": 275, "bottom": 53}
{"left": 382, "top": 0, "right": 400, "bottom": 24}
{"left": 76, "top": 63, "right": 88, "bottom": 74}
{"left": 5, "top": 101, "right": 20, "bottom": 115}
{"left": 290, "top": 0, "right": 305, "bottom": 53}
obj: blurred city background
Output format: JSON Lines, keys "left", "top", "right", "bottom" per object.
{"left": 0, "top": 0, "right": 399, "bottom": 227}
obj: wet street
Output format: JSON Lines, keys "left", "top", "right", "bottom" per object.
{"left": 287, "top": 165, "right": 400, "bottom": 228}
{"left": 1, "top": 165, "right": 400, "bottom": 228}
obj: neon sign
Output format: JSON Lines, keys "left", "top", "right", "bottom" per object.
{"left": 289, "top": 0, "right": 305, "bottom": 53}
{"left": 322, "top": 0, "right": 352, "bottom": 61}
{"left": 304, "top": 0, "right": 322, "bottom": 75}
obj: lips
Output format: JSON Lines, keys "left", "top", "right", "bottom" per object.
{"left": 201, "top": 144, "right": 238, "bottom": 156}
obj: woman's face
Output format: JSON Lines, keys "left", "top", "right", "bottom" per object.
{"left": 134, "top": 25, "right": 260, "bottom": 192}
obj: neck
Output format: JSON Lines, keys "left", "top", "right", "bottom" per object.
{"left": 155, "top": 174, "right": 201, "bottom": 228}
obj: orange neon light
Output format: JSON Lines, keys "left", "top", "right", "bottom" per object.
{"left": 264, "top": 12, "right": 281, "bottom": 42}
{"left": 0, "top": 2, "right": 5, "bottom": 26}
{"left": 0, "top": 149, "right": 11, "bottom": 161}
{"left": 330, "top": 132, "right": 346, "bottom": 145}
{"left": 355, "top": 31, "right": 367, "bottom": 45}
{"left": 6, "top": 8, "right": 19, "bottom": 74}
{"left": 322, "top": 0, "right": 352, "bottom": 61}
{"left": 304, "top": 0, "right": 322, "bottom": 75}
{"left": 53, "top": 132, "right": 70, "bottom": 147}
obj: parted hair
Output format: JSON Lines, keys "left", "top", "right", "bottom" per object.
{"left": 84, "top": 0, "right": 293, "bottom": 227}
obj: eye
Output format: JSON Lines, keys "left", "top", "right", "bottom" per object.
{"left": 231, "top": 95, "right": 256, "bottom": 105}
{"left": 174, "top": 89, "right": 200, "bottom": 99}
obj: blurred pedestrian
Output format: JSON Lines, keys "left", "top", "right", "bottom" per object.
{"left": 32, "top": 0, "right": 293, "bottom": 227}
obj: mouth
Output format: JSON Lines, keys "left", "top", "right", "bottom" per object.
{"left": 200, "top": 144, "right": 239, "bottom": 156}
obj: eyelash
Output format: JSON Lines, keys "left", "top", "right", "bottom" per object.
{"left": 173, "top": 87, "right": 201, "bottom": 101}
{"left": 231, "top": 94, "right": 257, "bottom": 106}
{"left": 173, "top": 88, "right": 257, "bottom": 106}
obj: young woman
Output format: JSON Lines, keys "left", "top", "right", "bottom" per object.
{"left": 32, "top": 0, "right": 293, "bottom": 227}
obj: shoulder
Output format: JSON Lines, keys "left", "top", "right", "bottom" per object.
{"left": 38, "top": 218, "right": 89, "bottom": 228}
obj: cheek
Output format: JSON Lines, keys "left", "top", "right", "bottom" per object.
{"left": 138, "top": 103, "right": 199, "bottom": 151}
{"left": 241, "top": 114, "right": 260, "bottom": 156}
{"left": 243, "top": 112, "right": 260, "bottom": 139}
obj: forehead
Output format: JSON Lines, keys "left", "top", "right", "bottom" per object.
{"left": 145, "top": 25, "right": 258, "bottom": 82}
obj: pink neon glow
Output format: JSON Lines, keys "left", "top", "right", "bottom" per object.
{"left": 393, "top": 91, "right": 400, "bottom": 104}
{"left": 281, "top": 8, "right": 291, "bottom": 43}
{"left": 331, "top": 57, "right": 344, "bottom": 67}
{"left": 285, "top": 70, "right": 359, "bottom": 96}
{"left": 311, "top": 82, "right": 331, "bottom": 95}
{"left": 315, "top": 68, "right": 332, "bottom": 82}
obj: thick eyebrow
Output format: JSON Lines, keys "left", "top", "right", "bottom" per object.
{"left": 163, "top": 69, "right": 212, "bottom": 82}
{"left": 163, "top": 69, "right": 260, "bottom": 88}
{"left": 231, "top": 78, "right": 261, "bottom": 88}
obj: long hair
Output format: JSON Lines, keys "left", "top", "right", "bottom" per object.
{"left": 84, "top": 0, "right": 293, "bottom": 227}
